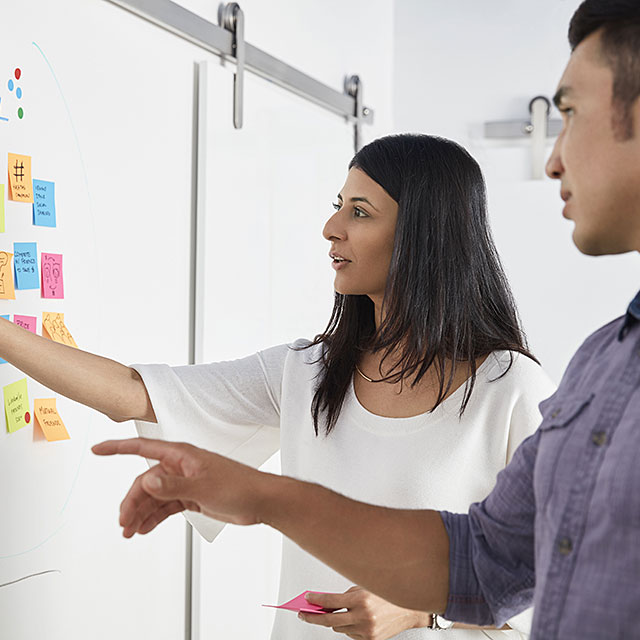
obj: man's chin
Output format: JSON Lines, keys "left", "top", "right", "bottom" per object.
{"left": 572, "top": 229, "right": 636, "bottom": 257}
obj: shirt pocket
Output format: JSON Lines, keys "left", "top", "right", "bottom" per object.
{"left": 603, "top": 420, "right": 640, "bottom": 529}
{"left": 535, "top": 392, "right": 594, "bottom": 513}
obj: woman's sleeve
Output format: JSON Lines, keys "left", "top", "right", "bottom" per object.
{"left": 129, "top": 342, "right": 291, "bottom": 541}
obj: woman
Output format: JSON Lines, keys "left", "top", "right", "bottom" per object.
{"left": 0, "top": 134, "right": 553, "bottom": 639}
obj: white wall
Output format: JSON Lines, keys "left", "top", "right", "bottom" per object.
{"left": 393, "top": 0, "right": 639, "bottom": 383}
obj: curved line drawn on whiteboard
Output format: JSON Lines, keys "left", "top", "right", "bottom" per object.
{"left": 0, "top": 568, "right": 61, "bottom": 589}
{"left": 0, "top": 521, "right": 66, "bottom": 560}
{"left": 31, "top": 42, "right": 99, "bottom": 520}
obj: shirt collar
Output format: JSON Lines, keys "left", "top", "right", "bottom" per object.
{"left": 618, "top": 289, "right": 640, "bottom": 341}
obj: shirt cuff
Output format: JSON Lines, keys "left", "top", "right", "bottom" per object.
{"left": 440, "top": 511, "right": 495, "bottom": 626}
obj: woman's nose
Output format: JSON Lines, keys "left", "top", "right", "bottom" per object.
{"left": 322, "top": 210, "right": 346, "bottom": 242}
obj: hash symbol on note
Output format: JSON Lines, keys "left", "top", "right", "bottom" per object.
{"left": 13, "top": 160, "right": 25, "bottom": 182}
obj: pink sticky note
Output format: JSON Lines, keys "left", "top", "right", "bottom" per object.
{"left": 13, "top": 315, "right": 36, "bottom": 333}
{"left": 263, "top": 591, "right": 334, "bottom": 614}
{"left": 41, "top": 253, "right": 64, "bottom": 299}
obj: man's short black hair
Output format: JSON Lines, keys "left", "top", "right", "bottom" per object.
{"left": 570, "top": 0, "right": 640, "bottom": 138}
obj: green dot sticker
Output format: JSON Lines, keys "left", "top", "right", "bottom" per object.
{"left": 17, "top": 107, "right": 23, "bottom": 119}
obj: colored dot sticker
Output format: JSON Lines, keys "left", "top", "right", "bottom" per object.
{"left": 8, "top": 79, "right": 13, "bottom": 91}
{"left": 25, "top": 411, "right": 31, "bottom": 424}
{"left": 17, "top": 107, "right": 23, "bottom": 119}
{"left": 16, "top": 87, "right": 22, "bottom": 99}
{"left": 14, "top": 68, "right": 21, "bottom": 80}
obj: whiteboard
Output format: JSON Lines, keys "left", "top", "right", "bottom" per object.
{"left": 0, "top": 1, "right": 210, "bottom": 637}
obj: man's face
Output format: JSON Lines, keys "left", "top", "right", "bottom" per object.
{"left": 546, "top": 30, "right": 640, "bottom": 256}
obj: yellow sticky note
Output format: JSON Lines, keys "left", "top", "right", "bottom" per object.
{"left": 42, "top": 312, "right": 78, "bottom": 348}
{"left": 4, "top": 378, "right": 31, "bottom": 433}
{"left": 0, "top": 184, "right": 5, "bottom": 233}
{"left": 7, "top": 153, "right": 34, "bottom": 203}
{"left": 34, "top": 398, "right": 70, "bottom": 442}
{"left": 0, "top": 251, "right": 16, "bottom": 299}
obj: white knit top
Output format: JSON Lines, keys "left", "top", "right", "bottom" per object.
{"left": 133, "top": 340, "right": 555, "bottom": 640}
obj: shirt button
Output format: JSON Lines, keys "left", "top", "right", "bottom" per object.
{"left": 551, "top": 409, "right": 562, "bottom": 419}
{"left": 591, "top": 431, "right": 607, "bottom": 447}
{"left": 558, "top": 537, "right": 573, "bottom": 555}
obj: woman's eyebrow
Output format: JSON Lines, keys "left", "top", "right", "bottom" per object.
{"left": 336, "top": 194, "right": 380, "bottom": 212}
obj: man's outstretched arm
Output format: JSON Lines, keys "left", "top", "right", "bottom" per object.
{"left": 92, "top": 437, "right": 450, "bottom": 614}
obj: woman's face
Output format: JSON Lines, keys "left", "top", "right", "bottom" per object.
{"left": 323, "top": 167, "right": 398, "bottom": 301}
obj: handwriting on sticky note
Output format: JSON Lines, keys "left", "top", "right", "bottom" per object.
{"left": 13, "top": 315, "right": 36, "bottom": 333}
{"left": 32, "top": 179, "right": 56, "bottom": 228}
{"left": 42, "top": 312, "right": 77, "bottom": 348}
{"left": 4, "top": 378, "right": 30, "bottom": 433}
{"left": 41, "top": 253, "right": 63, "bottom": 299}
{"left": 7, "top": 153, "right": 34, "bottom": 203}
{"left": 13, "top": 242, "right": 39, "bottom": 290}
{"left": 34, "top": 398, "right": 69, "bottom": 441}
{"left": 0, "top": 252, "right": 16, "bottom": 299}
{"left": 0, "top": 184, "right": 5, "bottom": 233}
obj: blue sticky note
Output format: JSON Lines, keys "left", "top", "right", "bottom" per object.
{"left": 32, "top": 180, "right": 56, "bottom": 228}
{"left": 0, "top": 315, "right": 9, "bottom": 364}
{"left": 13, "top": 242, "right": 39, "bottom": 290}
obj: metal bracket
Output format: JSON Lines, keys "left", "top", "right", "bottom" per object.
{"left": 345, "top": 75, "right": 368, "bottom": 152}
{"left": 220, "top": 2, "right": 245, "bottom": 129}
{"left": 484, "top": 95, "right": 562, "bottom": 139}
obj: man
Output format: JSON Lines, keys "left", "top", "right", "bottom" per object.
{"left": 94, "top": 1, "right": 640, "bottom": 637}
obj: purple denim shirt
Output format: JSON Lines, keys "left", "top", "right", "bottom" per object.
{"left": 441, "top": 291, "right": 640, "bottom": 639}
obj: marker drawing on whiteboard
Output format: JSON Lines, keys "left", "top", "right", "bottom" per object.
{"left": 0, "top": 569, "right": 61, "bottom": 590}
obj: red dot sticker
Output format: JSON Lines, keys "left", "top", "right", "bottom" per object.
{"left": 15, "top": 68, "right": 21, "bottom": 80}
{"left": 25, "top": 411, "right": 31, "bottom": 424}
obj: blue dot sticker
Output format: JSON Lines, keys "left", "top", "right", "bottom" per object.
{"left": 16, "top": 87, "right": 22, "bottom": 99}
{"left": 8, "top": 79, "right": 13, "bottom": 91}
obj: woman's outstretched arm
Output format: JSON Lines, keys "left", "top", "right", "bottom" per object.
{"left": 0, "top": 317, "right": 156, "bottom": 423}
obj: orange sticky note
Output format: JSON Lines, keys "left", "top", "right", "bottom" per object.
{"left": 7, "top": 153, "right": 34, "bottom": 203}
{"left": 0, "top": 251, "right": 16, "bottom": 299}
{"left": 34, "top": 398, "right": 70, "bottom": 441}
{"left": 42, "top": 312, "right": 78, "bottom": 348}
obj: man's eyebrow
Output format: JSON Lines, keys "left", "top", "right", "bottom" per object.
{"left": 553, "top": 86, "right": 573, "bottom": 108}
{"left": 336, "top": 193, "right": 380, "bottom": 212}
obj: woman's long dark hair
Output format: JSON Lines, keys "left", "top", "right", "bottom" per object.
{"left": 302, "top": 134, "right": 536, "bottom": 436}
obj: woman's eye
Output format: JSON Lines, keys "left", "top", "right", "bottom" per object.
{"left": 354, "top": 207, "right": 368, "bottom": 218}
{"left": 559, "top": 106, "right": 574, "bottom": 118}
{"left": 331, "top": 202, "right": 341, "bottom": 211}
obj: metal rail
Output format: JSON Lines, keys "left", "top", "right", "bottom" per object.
{"left": 105, "top": 0, "right": 373, "bottom": 130}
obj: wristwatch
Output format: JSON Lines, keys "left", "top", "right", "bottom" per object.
{"left": 429, "top": 614, "right": 454, "bottom": 630}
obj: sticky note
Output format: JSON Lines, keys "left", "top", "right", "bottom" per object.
{"left": 13, "top": 242, "right": 39, "bottom": 290}
{"left": 263, "top": 591, "right": 334, "bottom": 614}
{"left": 41, "top": 253, "right": 63, "bottom": 299}
{"left": 0, "top": 315, "right": 9, "bottom": 364}
{"left": 13, "top": 315, "right": 36, "bottom": 333}
{"left": 7, "top": 153, "right": 34, "bottom": 203}
{"left": 0, "top": 184, "right": 5, "bottom": 233}
{"left": 34, "top": 398, "right": 70, "bottom": 441}
{"left": 0, "top": 252, "right": 16, "bottom": 299}
{"left": 4, "top": 378, "right": 30, "bottom": 433}
{"left": 42, "top": 312, "right": 77, "bottom": 348}
{"left": 32, "top": 180, "right": 56, "bottom": 227}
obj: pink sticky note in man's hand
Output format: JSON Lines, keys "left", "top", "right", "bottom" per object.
{"left": 41, "top": 253, "right": 64, "bottom": 299}
{"left": 13, "top": 315, "right": 37, "bottom": 333}
{"left": 263, "top": 591, "right": 334, "bottom": 614}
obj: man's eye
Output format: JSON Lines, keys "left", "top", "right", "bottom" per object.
{"left": 559, "top": 106, "right": 574, "bottom": 117}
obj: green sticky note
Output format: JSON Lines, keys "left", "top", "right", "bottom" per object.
{"left": 0, "top": 184, "right": 5, "bottom": 233}
{"left": 4, "top": 378, "right": 30, "bottom": 433}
